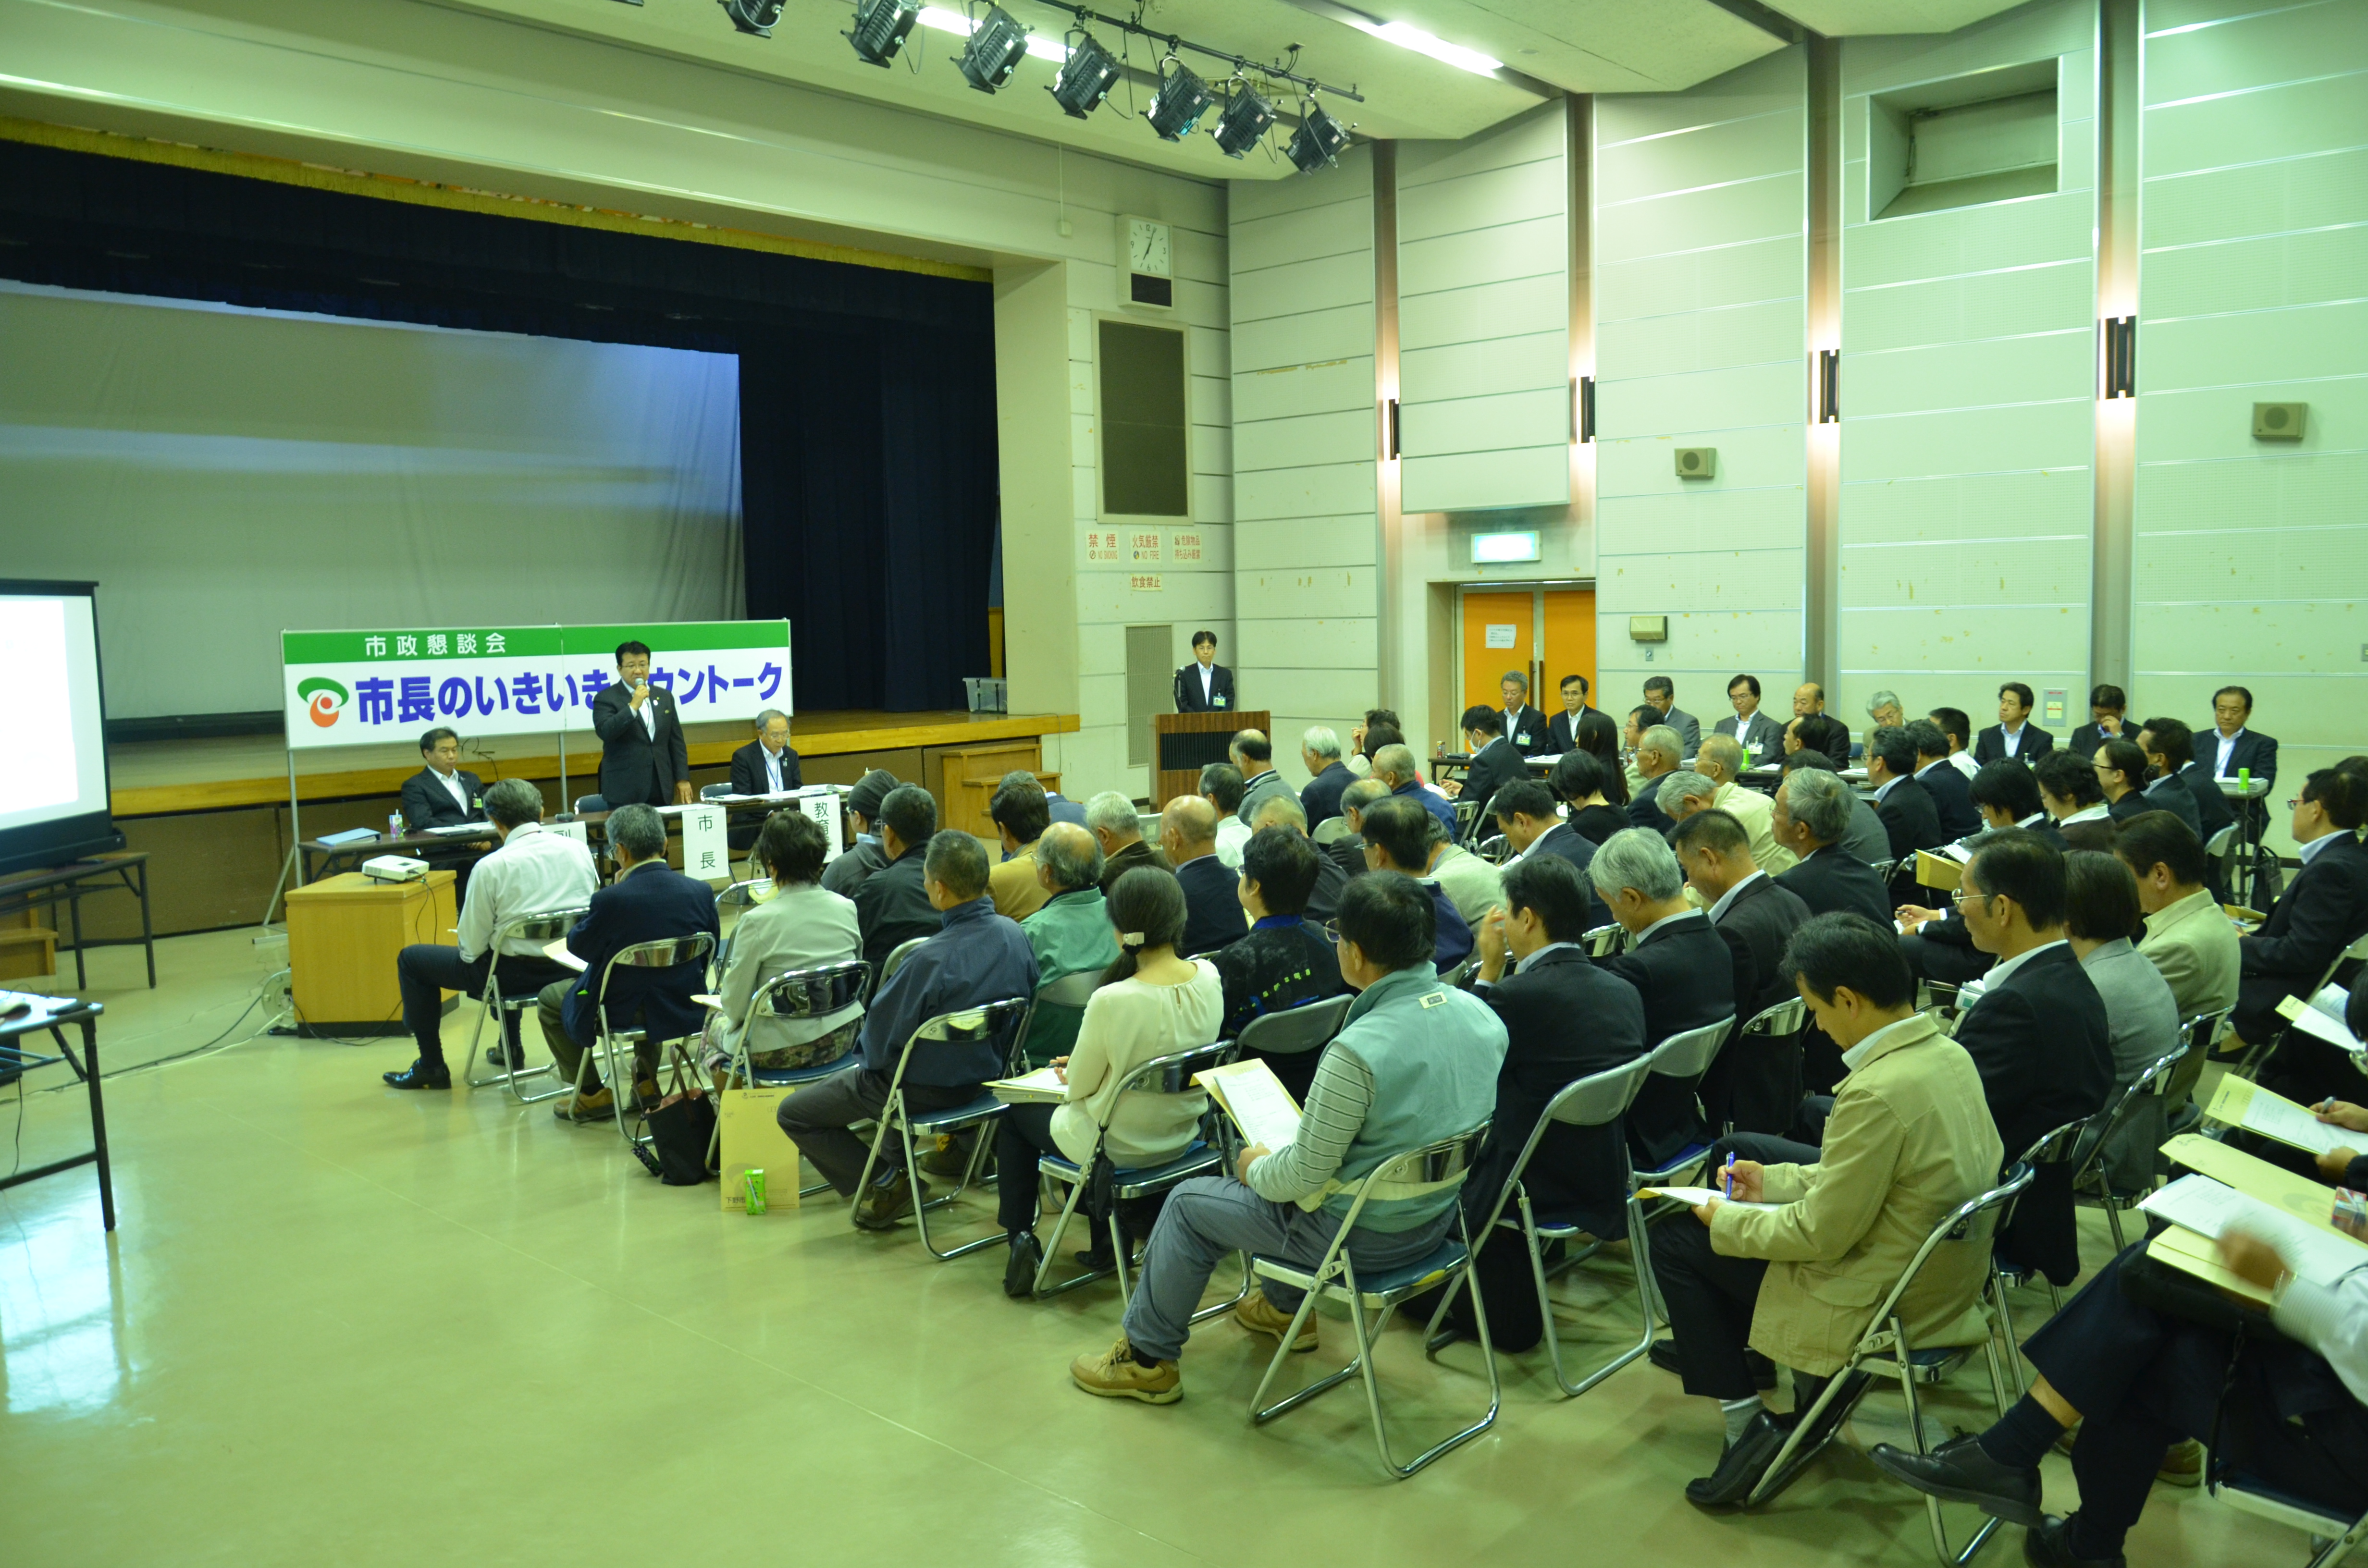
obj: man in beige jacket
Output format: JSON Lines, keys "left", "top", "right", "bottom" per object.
{"left": 1696, "top": 733, "right": 1796, "bottom": 875}
{"left": 1650, "top": 911, "right": 2005, "bottom": 1509}
{"left": 2115, "top": 810, "right": 2241, "bottom": 1104}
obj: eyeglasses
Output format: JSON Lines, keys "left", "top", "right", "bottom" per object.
{"left": 1319, "top": 919, "right": 1341, "bottom": 944}
{"left": 1950, "top": 889, "right": 1989, "bottom": 908}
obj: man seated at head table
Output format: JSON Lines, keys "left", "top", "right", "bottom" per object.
{"left": 1085, "top": 789, "right": 1170, "bottom": 896}
{"left": 1642, "top": 674, "right": 1702, "bottom": 756}
{"left": 1068, "top": 871, "right": 1505, "bottom": 1405}
{"left": 539, "top": 803, "right": 721, "bottom": 1121}
{"left": 1199, "top": 762, "right": 1251, "bottom": 870}
{"left": 1864, "top": 688, "right": 1906, "bottom": 733}
{"left": 1974, "top": 681, "right": 2056, "bottom": 767}
{"left": 381, "top": 778, "right": 597, "bottom": 1091}
{"left": 1716, "top": 674, "right": 1785, "bottom": 767}
{"left": 400, "top": 725, "right": 485, "bottom": 831}
{"left": 728, "top": 708, "right": 802, "bottom": 797}
{"left": 778, "top": 830, "right": 1038, "bottom": 1227}
{"left": 1357, "top": 795, "right": 1475, "bottom": 973}
{"left": 1208, "top": 824, "right": 1348, "bottom": 1100}
{"left": 1590, "top": 827, "right": 1736, "bottom": 1172}
{"left": 1647, "top": 912, "right": 2004, "bottom": 1509}
{"left": 986, "top": 771, "right": 1054, "bottom": 922}
{"left": 1247, "top": 794, "right": 1346, "bottom": 922}
{"left": 853, "top": 784, "right": 948, "bottom": 980}
{"left": 2065, "top": 683, "right": 2128, "bottom": 761}
{"left": 1161, "top": 794, "right": 1247, "bottom": 956}
{"left": 1015, "top": 822, "right": 1120, "bottom": 1068}
{"left": 821, "top": 770, "right": 900, "bottom": 900}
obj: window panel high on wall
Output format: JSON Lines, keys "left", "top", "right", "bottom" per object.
{"left": 1838, "top": 0, "right": 2099, "bottom": 735}
{"left": 2133, "top": 0, "right": 2368, "bottom": 850}
{"left": 1593, "top": 47, "right": 1810, "bottom": 724}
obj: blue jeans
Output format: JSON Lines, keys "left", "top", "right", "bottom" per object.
{"left": 1121, "top": 1174, "right": 1453, "bottom": 1362}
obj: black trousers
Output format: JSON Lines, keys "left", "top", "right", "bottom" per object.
{"left": 775, "top": 1065, "right": 981, "bottom": 1196}
{"left": 1650, "top": 1214, "right": 1774, "bottom": 1400}
{"left": 997, "top": 1103, "right": 1060, "bottom": 1233}
{"left": 2030, "top": 1245, "right": 2368, "bottom": 1557}
{"left": 1899, "top": 933, "right": 1994, "bottom": 987}
{"left": 395, "top": 945, "right": 572, "bottom": 1067}
{"left": 2261, "top": 1031, "right": 2368, "bottom": 1112}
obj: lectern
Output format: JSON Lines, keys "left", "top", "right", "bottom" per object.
{"left": 1152, "top": 710, "right": 1270, "bottom": 808}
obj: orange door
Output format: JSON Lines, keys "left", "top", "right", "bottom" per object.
{"left": 1462, "top": 591, "right": 1535, "bottom": 719}
{"left": 1541, "top": 589, "right": 1597, "bottom": 711}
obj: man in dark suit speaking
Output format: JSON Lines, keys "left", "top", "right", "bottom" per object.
{"left": 401, "top": 727, "right": 485, "bottom": 830}
{"left": 591, "top": 640, "right": 692, "bottom": 807}
{"left": 1172, "top": 629, "right": 1235, "bottom": 714}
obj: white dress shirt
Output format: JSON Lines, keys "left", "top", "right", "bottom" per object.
{"left": 2299, "top": 831, "right": 2345, "bottom": 870}
{"left": 2000, "top": 723, "right": 2027, "bottom": 758}
{"left": 1947, "top": 751, "right": 1978, "bottom": 779}
{"left": 763, "top": 744, "right": 786, "bottom": 793}
{"left": 434, "top": 768, "right": 469, "bottom": 814}
{"left": 1965, "top": 938, "right": 2069, "bottom": 1007}
{"left": 639, "top": 690, "right": 658, "bottom": 740}
{"left": 455, "top": 821, "right": 601, "bottom": 962}
{"left": 1197, "top": 662, "right": 1214, "bottom": 703}
{"left": 2061, "top": 803, "right": 2112, "bottom": 825}
{"left": 2215, "top": 727, "right": 2246, "bottom": 777}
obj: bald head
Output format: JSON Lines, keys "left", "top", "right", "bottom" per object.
{"left": 1160, "top": 794, "right": 1220, "bottom": 864}
{"left": 1033, "top": 821, "right": 1103, "bottom": 893}
{"left": 1696, "top": 733, "right": 1745, "bottom": 785}
{"left": 1370, "top": 743, "right": 1419, "bottom": 788}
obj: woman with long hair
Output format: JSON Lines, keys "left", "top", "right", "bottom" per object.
{"left": 1573, "top": 708, "right": 1629, "bottom": 805}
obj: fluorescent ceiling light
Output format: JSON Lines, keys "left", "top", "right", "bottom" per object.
{"left": 1341, "top": 17, "right": 1500, "bottom": 77}
{"left": 917, "top": 6, "right": 1067, "bottom": 61}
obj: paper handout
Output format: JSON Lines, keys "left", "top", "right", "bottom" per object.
{"left": 1193, "top": 1058, "right": 1303, "bottom": 1150}
{"left": 2140, "top": 1173, "right": 2368, "bottom": 1287}
{"left": 2204, "top": 1075, "right": 2356, "bottom": 1158}
{"left": 987, "top": 1066, "right": 1068, "bottom": 1106}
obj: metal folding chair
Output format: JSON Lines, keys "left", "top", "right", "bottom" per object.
{"left": 1428, "top": 1054, "right": 1658, "bottom": 1397}
{"left": 710, "top": 878, "right": 776, "bottom": 972}
{"left": 1021, "top": 968, "right": 1104, "bottom": 1067}
{"left": 1627, "top": 1018, "right": 1736, "bottom": 1201}
{"left": 699, "top": 783, "right": 733, "bottom": 801}
{"left": 1247, "top": 1121, "right": 1499, "bottom": 1480}
{"left": 1233, "top": 993, "right": 1352, "bottom": 1074}
{"left": 1475, "top": 833, "right": 1511, "bottom": 865}
{"left": 1027, "top": 1038, "right": 1237, "bottom": 1304}
{"left": 2209, "top": 1472, "right": 2368, "bottom": 1568}
{"left": 702, "top": 958, "right": 870, "bottom": 1193}
{"left": 2072, "top": 1040, "right": 2191, "bottom": 1249}
{"left": 850, "top": 995, "right": 1032, "bottom": 1260}
{"left": 1312, "top": 816, "right": 1356, "bottom": 845}
{"left": 1583, "top": 921, "right": 1626, "bottom": 958}
{"left": 880, "top": 935, "right": 927, "bottom": 987}
{"left": 2166, "top": 1006, "right": 2233, "bottom": 1136}
{"left": 1722, "top": 996, "right": 1809, "bottom": 1137}
{"left": 1987, "top": 1118, "right": 2089, "bottom": 1348}
{"left": 1439, "top": 953, "right": 1481, "bottom": 989}
{"left": 1451, "top": 798, "right": 1480, "bottom": 841}
{"left": 461, "top": 906, "right": 590, "bottom": 1102}
{"left": 1755, "top": 1163, "right": 2036, "bottom": 1568}
{"left": 578, "top": 932, "right": 717, "bottom": 1147}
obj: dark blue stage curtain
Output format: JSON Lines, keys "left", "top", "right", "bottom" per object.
{"left": 0, "top": 137, "right": 997, "bottom": 714}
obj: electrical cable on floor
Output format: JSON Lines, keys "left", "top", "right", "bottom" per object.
{"left": 6, "top": 1076, "right": 25, "bottom": 1179}
{"left": 31, "top": 969, "right": 290, "bottom": 1095}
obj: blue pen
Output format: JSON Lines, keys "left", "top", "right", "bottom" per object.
{"left": 1723, "top": 1159, "right": 1735, "bottom": 1200}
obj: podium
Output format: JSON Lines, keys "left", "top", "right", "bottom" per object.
{"left": 1153, "top": 710, "right": 1270, "bottom": 808}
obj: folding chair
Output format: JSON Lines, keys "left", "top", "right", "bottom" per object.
{"left": 1021, "top": 968, "right": 1103, "bottom": 1068}
{"left": 2209, "top": 1472, "right": 2368, "bottom": 1568}
{"left": 1451, "top": 798, "right": 1481, "bottom": 842}
{"left": 1246, "top": 1121, "right": 1499, "bottom": 1480}
{"left": 1722, "top": 996, "right": 1809, "bottom": 1138}
{"left": 850, "top": 995, "right": 1032, "bottom": 1260}
{"left": 1232, "top": 993, "right": 1353, "bottom": 1079}
{"left": 579, "top": 932, "right": 717, "bottom": 1147}
{"left": 1427, "top": 1054, "right": 1659, "bottom": 1397}
{"left": 2071, "top": 1040, "right": 2191, "bottom": 1249}
{"left": 461, "top": 906, "right": 590, "bottom": 1102}
{"left": 1753, "top": 1163, "right": 2036, "bottom": 1567}
{"left": 2165, "top": 1006, "right": 2232, "bottom": 1136}
{"left": 1475, "top": 833, "right": 1511, "bottom": 865}
{"left": 710, "top": 878, "right": 775, "bottom": 972}
{"left": 702, "top": 958, "right": 870, "bottom": 1193}
{"left": 1987, "top": 1118, "right": 2089, "bottom": 1346}
{"left": 1627, "top": 1018, "right": 1736, "bottom": 1203}
{"left": 699, "top": 783, "right": 733, "bottom": 801}
{"left": 1028, "top": 1038, "right": 1237, "bottom": 1304}
{"left": 2233, "top": 931, "right": 2368, "bottom": 1081}
{"left": 1439, "top": 953, "right": 1481, "bottom": 989}
{"left": 879, "top": 936, "right": 927, "bottom": 987}
{"left": 1312, "top": 816, "right": 1356, "bottom": 846}
{"left": 1583, "top": 921, "right": 1626, "bottom": 958}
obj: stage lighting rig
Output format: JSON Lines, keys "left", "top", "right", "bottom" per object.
{"left": 846, "top": 0, "right": 920, "bottom": 65}
{"left": 954, "top": 5, "right": 1032, "bottom": 93}
{"left": 1047, "top": 29, "right": 1121, "bottom": 118}
{"left": 719, "top": 0, "right": 784, "bottom": 36}
{"left": 1284, "top": 98, "right": 1351, "bottom": 173}
{"left": 1210, "top": 79, "right": 1276, "bottom": 159}
{"left": 1144, "top": 56, "right": 1214, "bottom": 142}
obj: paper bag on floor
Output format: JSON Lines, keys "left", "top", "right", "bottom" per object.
{"left": 720, "top": 1085, "right": 802, "bottom": 1212}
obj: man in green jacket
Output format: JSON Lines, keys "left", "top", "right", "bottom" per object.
{"left": 1015, "top": 823, "right": 1120, "bottom": 1067}
{"left": 1070, "top": 871, "right": 1507, "bottom": 1404}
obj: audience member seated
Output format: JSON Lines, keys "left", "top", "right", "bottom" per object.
{"left": 1547, "top": 673, "right": 1595, "bottom": 755}
{"left": 1693, "top": 734, "right": 1795, "bottom": 874}
{"left": 1952, "top": 830, "right": 2112, "bottom": 1286}
{"left": 780, "top": 832, "right": 1037, "bottom": 1228}
{"left": 1329, "top": 779, "right": 1392, "bottom": 882}
{"left": 1549, "top": 750, "right": 1629, "bottom": 844}
{"left": 1591, "top": 828, "right": 1735, "bottom": 1170}
{"left": 1974, "top": 682, "right": 2056, "bottom": 765}
{"left": 382, "top": 778, "right": 595, "bottom": 1090}
{"left": 1247, "top": 795, "right": 1345, "bottom": 919}
{"left": 2245, "top": 769, "right": 2368, "bottom": 1105}
{"left": 1044, "top": 788, "right": 1088, "bottom": 829}
{"left": 1866, "top": 689, "right": 1905, "bottom": 731}
{"left": 2035, "top": 749, "right": 2113, "bottom": 838}
{"left": 1572, "top": 709, "right": 1632, "bottom": 807}
{"left": 1928, "top": 706, "right": 1979, "bottom": 779}
{"left": 1199, "top": 762, "right": 1251, "bottom": 869}
{"left": 1086, "top": 790, "right": 1171, "bottom": 895}
{"left": 1161, "top": 795, "right": 1247, "bottom": 956}
{"left": 1357, "top": 796, "right": 1475, "bottom": 972}
{"left": 1788, "top": 707, "right": 1852, "bottom": 769}
{"left": 1869, "top": 1233, "right": 2368, "bottom": 1568}
{"left": 1628, "top": 723, "right": 1684, "bottom": 834}
{"left": 1715, "top": 674, "right": 1785, "bottom": 768}
{"left": 1425, "top": 813, "right": 1505, "bottom": 931}
{"left": 1297, "top": 726, "right": 1354, "bottom": 829}
{"left": 540, "top": 804, "right": 721, "bottom": 1121}
{"left": 2065, "top": 850, "right": 2181, "bottom": 1189}
{"left": 1642, "top": 674, "right": 1702, "bottom": 754}
{"left": 986, "top": 771, "right": 1054, "bottom": 922}
{"left": 1907, "top": 719, "right": 1980, "bottom": 840}
{"left": 1068, "top": 872, "right": 1506, "bottom": 1404}
{"left": 703, "top": 809, "right": 863, "bottom": 1082}
{"left": 2065, "top": 683, "right": 2128, "bottom": 761}
{"left": 1493, "top": 778, "right": 1602, "bottom": 906}
{"left": 1208, "top": 826, "right": 1348, "bottom": 1099}
{"left": 1783, "top": 747, "right": 1892, "bottom": 866}
{"left": 2094, "top": 738, "right": 2154, "bottom": 826}
{"left": 1966, "top": 757, "right": 2060, "bottom": 846}
{"left": 1650, "top": 913, "right": 2003, "bottom": 1508}
{"left": 1344, "top": 710, "right": 1402, "bottom": 780}
{"left": 997, "top": 867, "right": 1221, "bottom": 1296}
{"left": 1371, "top": 742, "right": 1457, "bottom": 837}
{"left": 1866, "top": 725, "right": 1945, "bottom": 894}
{"left": 822, "top": 770, "right": 900, "bottom": 899}
{"left": 1671, "top": 808, "right": 1813, "bottom": 1137}
{"left": 1448, "top": 703, "right": 1530, "bottom": 835}
{"left": 2138, "top": 714, "right": 2226, "bottom": 846}
{"left": 1771, "top": 768, "right": 1891, "bottom": 928}
{"left": 1017, "top": 823, "right": 1121, "bottom": 1067}
{"left": 2114, "top": 810, "right": 2240, "bottom": 1027}
{"left": 1655, "top": 768, "right": 1719, "bottom": 831}
{"left": 1431, "top": 854, "right": 1646, "bottom": 1351}
{"left": 1895, "top": 763, "right": 2062, "bottom": 990}
{"left": 853, "top": 784, "right": 945, "bottom": 980}
{"left": 1232, "top": 729, "right": 1291, "bottom": 827}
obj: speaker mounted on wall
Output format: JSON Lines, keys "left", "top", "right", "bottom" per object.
{"left": 1674, "top": 447, "right": 1715, "bottom": 479}
{"left": 2253, "top": 402, "right": 2306, "bottom": 441}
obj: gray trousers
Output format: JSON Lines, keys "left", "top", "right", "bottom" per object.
{"left": 775, "top": 1064, "right": 981, "bottom": 1197}
{"left": 1121, "top": 1174, "right": 1454, "bottom": 1363}
{"left": 536, "top": 979, "right": 657, "bottom": 1094}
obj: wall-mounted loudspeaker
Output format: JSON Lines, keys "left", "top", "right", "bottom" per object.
{"left": 1675, "top": 447, "right": 1716, "bottom": 479}
{"left": 2253, "top": 402, "right": 2307, "bottom": 440}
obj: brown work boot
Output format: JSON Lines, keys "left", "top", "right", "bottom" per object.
{"left": 1234, "top": 1287, "right": 1318, "bottom": 1352}
{"left": 2157, "top": 1438, "right": 2203, "bottom": 1486}
{"left": 1070, "top": 1336, "right": 1181, "bottom": 1404}
{"left": 556, "top": 1086, "right": 615, "bottom": 1123}
{"left": 853, "top": 1169, "right": 926, "bottom": 1230}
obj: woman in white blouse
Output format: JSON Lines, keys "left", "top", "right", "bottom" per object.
{"left": 703, "top": 811, "right": 864, "bottom": 1079}
{"left": 998, "top": 866, "right": 1222, "bottom": 1298}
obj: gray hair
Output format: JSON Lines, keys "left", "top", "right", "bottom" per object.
{"left": 1782, "top": 766, "right": 1854, "bottom": 845}
{"left": 1342, "top": 778, "right": 1391, "bottom": 816}
{"left": 1866, "top": 688, "right": 1902, "bottom": 717}
{"left": 1370, "top": 743, "right": 1419, "bottom": 785}
{"left": 483, "top": 777, "right": 545, "bottom": 830}
{"left": 1034, "top": 821, "right": 1104, "bottom": 891}
{"left": 753, "top": 708, "right": 789, "bottom": 733}
{"left": 1637, "top": 724, "right": 1683, "bottom": 767}
{"left": 1301, "top": 725, "right": 1343, "bottom": 761}
{"left": 1655, "top": 769, "right": 1718, "bottom": 817}
{"left": 1589, "top": 826, "right": 1685, "bottom": 904}
{"left": 1084, "top": 790, "right": 1141, "bottom": 839}
{"left": 1252, "top": 794, "right": 1308, "bottom": 833}
{"left": 607, "top": 803, "right": 666, "bottom": 863}
{"left": 1695, "top": 733, "right": 1744, "bottom": 783}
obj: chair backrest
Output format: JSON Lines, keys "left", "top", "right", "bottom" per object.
{"left": 1452, "top": 798, "right": 1480, "bottom": 836}
{"left": 700, "top": 783, "right": 734, "bottom": 801}
{"left": 1476, "top": 833, "right": 1511, "bottom": 865}
{"left": 2203, "top": 823, "right": 2238, "bottom": 859}
{"left": 594, "top": 931, "right": 718, "bottom": 1012}
{"left": 2180, "top": 1007, "right": 2231, "bottom": 1060}
{"left": 1135, "top": 812, "right": 1163, "bottom": 842}
{"left": 1870, "top": 1160, "right": 2035, "bottom": 1330}
{"left": 574, "top": 795, "right": 609, "bottom": 815}
{"left": 880, "top": 935, "right": 928, "bottom": 985}
{"left": 1542, "top": 1053, "right": 1657, "bottom": 1132}
{"left": 1234, "top": 993, "right": 1353, "bottom": 1058}
{"left": 1739, "top": 996, "right": 1808, "bottom": 1039}
{"left": 752, "top": 959, "right": 871, "bottom": 1022}
{"left": 1312, "top": 815, "right": 1356, "bottom": 845}
{"left": 1583, "top": 921, "right": 1626, "bottom": 957}
{"left": 1869, "top": 857, "right": 1899, "bottom": 884}
{"left": 1648, "top": 1017, "right": 1734, "bottom": 1080}
{"left": 2013, "top": 1116, "right": 2090, "bottom": 1171}
{"left": 714, "top": 878, "right": 777, "bottom": 912}
{"left": 491, "top": 906, "right": 590, "bottom": 946}
{"left": 2071, "top": 1041, "right": 2190, "bottom": 1190}
{"left": 1115, "top": 1037, "right": 1238, "bottom": 1101}
{"left": 1036, "top": 968, "right": 1105, "bottom": 1011}
{"left": 893, "top": 996, "right": 1032, "bottom": 1081}
{"left": 1439, "top": 953, "right": 1480, "bottom": 989}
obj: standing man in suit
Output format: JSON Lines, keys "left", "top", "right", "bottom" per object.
{"left": 1642, "top": 675, "right": 1702, "bottom": 756}
{"left": 1546, "top": 673, "right": 1595, "bottom": 755}
{"left": 1907, "top": 720, "right": 1980, "bottom": 840}
{"left": 591, "top": 640, "right": 692, "bottom": 808}
{"left": 1866, "top": 726, "right": 1945, "bottom": 898}
{"left": 1451, "top": 705, "right": 1530, "bottom": 839}
{"left": 1172, "top": 629, "right": 1234, "bottom": 714}
{"left": 1592, "top": 828, "right": 1736, "bottom": 1170}
{"left": 1160, "top": 795, "right": 1246, "bottom": 955}
{"left": 540, "top": 804, "right": 721, "bottom": 1122}
{"left": 1973, "top": 682, "right": 2055, "bottom": 767}
{"left": 1954, "top": 830, "right": 2113, "bottom": 1286}
{"left": 2066, "top": 684, "right": 2129, "bottom": 761}
{"left": 400, "top": 727, "right": 485, "bottom": 830}
{"left": 1715, "top": 675, "right": 1785, "bottom": 769}
{"left": 1772, "top": 768, "right": 1891, "bottom": 928}
{"left": 1672, "top": 808, "right": 1812, "bottom": 1136}
{"left": 2246, "top": 770, "right": 2368, "bottom": 1102}
{"left": 728, "top": 708, "right": 802, "bottom": 797}
{"left": 1297, "top": 726, "right": 1355, "bottom": 830}
{"left": 1495, "top": 672, "right": 1551, "bottom": 758}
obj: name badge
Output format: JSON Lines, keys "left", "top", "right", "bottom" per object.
{"left": 1516, "top": 732, "right": 1533, "bottom": 747}
{"left": 1420, "top": 991, "right": 1447, "bottom": 1009}
{"left": 1215, "top": 695, "right": 1228, "bottom": 708}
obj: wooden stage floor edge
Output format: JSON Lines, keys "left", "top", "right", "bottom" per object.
{"left": 108, "top": 710, "right": 1081, "bottom": 816}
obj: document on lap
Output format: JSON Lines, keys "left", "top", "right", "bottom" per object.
{"left": 987, "top": 1066, "right": 1068, "bottom": 1105}
{"left": 1193, "top": 1058, "right": 1302, "bottom": 1149}
{"left": 2141, "top": 1173, "right": 2368, "bottom": 1287}
{"left": 1638, "top": 1186, "right": 1772, "bottom": 1209}
{"left": 2277, "top": 986, "right": 2361, "bottom": 1052}
{"left": 2204, "top": 1075, "right": 2355, "bottom": 1157}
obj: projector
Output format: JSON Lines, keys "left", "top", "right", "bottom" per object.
{"left": 361, "top": 855, "right": 429, "bottom": 883}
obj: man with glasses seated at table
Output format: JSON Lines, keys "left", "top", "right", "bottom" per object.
{"left": 1068, "top": 871, "right": 1506, "bottom": 1404}
{"left": 382, "top": 778, "right": 597, "bottom": 1091}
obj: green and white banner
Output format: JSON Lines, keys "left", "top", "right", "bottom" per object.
{"left": 281, "top": 621, "right": 790, "bottom": 752}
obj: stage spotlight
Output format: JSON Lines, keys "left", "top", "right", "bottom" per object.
{"left": 1284, "top": 101, "right": 1350, "bottom": 173}
{"left": 1210, "top": 81, "right": 1276, "bottom": 159}
{"left": 720, "top": 0, "right": 784, "bottom": 36}
{"left": 1048, "top": 32, "right": 1121, "bottom": 118}
{"left": 1144, "top": 58, "right": 1214, "bottom": 142}
{"left": 954, "top": 5, "right": 1031, "bottom": 93}
{"left": 845, "top": 0, "right": 919, "bottom": 65}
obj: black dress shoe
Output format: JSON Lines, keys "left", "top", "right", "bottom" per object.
{"left": 2024, "top": 1515, "right": 2122, "bottom": 1568}
{"left": 1648, "top": 1338, "right": 1776, "bottom": 1390}
{"left": 383, "top": 1059, "right": 452, "bottom": 1090}
{"left": 1869, "top": 1433, "right": 2046, "bottom": 1527}
{"left": 1004, "top": 1231, "right": 1044, "bottom": 1298}
{"left": 1685, "top": 1410, "right": 1789, "bottom": 1509}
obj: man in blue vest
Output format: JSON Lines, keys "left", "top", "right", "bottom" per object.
{"left": 1069, "top": 871, "right": 1507, "bottom": 1403}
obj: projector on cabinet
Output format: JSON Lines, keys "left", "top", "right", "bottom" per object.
{"left": 361, "top": 855, "right": 429, "bottom": 883}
